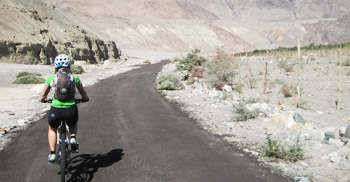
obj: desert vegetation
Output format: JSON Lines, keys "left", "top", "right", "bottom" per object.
{"left": 71, "top": 65, "right": 85, "bottom": 74}
{"left": 157, "top": 42, "right": 350, "bottom": 181}
{"left": 13, "top": 72, "right": 45, "bottom": 84}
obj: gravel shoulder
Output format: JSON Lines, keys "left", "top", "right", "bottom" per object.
{"left": 157, "top": 55, "right": 350, "bottom": 182}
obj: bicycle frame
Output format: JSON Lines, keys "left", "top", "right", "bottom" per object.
{"left": 56, "top": 120, "right": 71, "bottom": 182}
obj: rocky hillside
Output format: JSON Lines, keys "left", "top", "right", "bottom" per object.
{"left": 0, "top": 0, "right": 121, "bottom": 64}
{"left": 48, "top": 0, "right": 350, "bottom": 53}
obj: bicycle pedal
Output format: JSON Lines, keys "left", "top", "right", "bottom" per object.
{"left": 71, "top": 143, "right": 79, "bottom": 153}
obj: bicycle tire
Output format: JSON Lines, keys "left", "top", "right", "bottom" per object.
{"left": 60, "top": 129, "right": 66, "bottom": 182}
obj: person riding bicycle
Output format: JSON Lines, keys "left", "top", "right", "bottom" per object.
{"left": 39, "top": 54, "right": 89, "bottom": 163}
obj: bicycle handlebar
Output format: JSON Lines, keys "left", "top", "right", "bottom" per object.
{"left": 43, "top": 99, "right": 88, "bottom": 103}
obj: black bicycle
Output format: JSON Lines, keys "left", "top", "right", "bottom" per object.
{"left": 45, "top": 99, "right": 84, "bottom": 182}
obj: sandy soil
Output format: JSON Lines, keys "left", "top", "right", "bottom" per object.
{"left": 158, "top": 54, "right": 350, "bottom": 182}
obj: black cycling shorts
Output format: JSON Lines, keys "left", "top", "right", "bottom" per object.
{"left": 48, "top": 106, "right": 79, "bottom": 128}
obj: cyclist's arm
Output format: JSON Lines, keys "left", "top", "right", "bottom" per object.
{"left": 39, "top": 85, "right": 50, "bottom": 102}
{"left": 77, "top": 84, "right": 89, "bottom": 102}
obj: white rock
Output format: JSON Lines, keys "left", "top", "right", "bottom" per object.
{"left": 73, "top": 61, "right": 87, "bottom": 66}
{"left": 300, "top": 162, "right": 308, "bottom": 166}
{"left": 17, "top": 119, "right": 28, "bottom": 126}
{"left": 285, "top": 114, "right": 297, "bottom": 128}
{"left": 279, "top": 112, "right": 287, "bottom": 124}
{"left": 330, "top": 155, "right": 342, "bottom": 163}
{"left": 104, "top": 60, "right": 113, "bottom": 69}
{"left": 222, "top": 85, "right": 232, "bottom": 92}
{"left": 339, "top": 127, "right": 347, "bottom": 137}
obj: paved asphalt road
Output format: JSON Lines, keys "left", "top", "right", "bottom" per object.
{"left": 0, "top": 61, "right": 288, "bottom": 182}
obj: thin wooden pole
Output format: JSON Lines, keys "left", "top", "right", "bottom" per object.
{"left": 246, "top": 51, "right": 252, "bottom": 89}
{"left": 296, "top": 36, "right": 301, "bottom": 108}
{"left": 337, "top": 49, "right": 342, "bottom": 110}
{"left": 263, "top": 50, "right": 268, "bottom": 94}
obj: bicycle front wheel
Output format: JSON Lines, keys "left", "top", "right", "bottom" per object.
{"left": 60, "top": 130, "right": 66, "bottom": 182}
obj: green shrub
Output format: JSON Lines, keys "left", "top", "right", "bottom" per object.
{"left": 279, "top": 59, "right": 294, "bottom": 72}
{"left": 246, "top": 97, "right": 260, "bottom": 104}
{"left": 187, "top": 78, "right": 195, "bottom": 85}
{"left": 273, "top": 79, "right": 284, "bottom": 85}
{"left": 175, "top": 49, "right": 207, "bottom": 71}
{"left": 204, "top": 50, "right": 237, "bottom": 89}
{"left": 16, "top": 72, "right": 41, "bottom": 78}
{"left": 231, "top": 104, "right": 259, "bottom": 122}
{"left": 13, "top": 75, "right": 45, "bottom": 84}
{"left": 144, "top": 60, "right": 151, "bottom": 64}
{"left": 264, "top": 136, "right": 304, "bottom": 162}
{"left": 156, "top": 74, "right": 182, "bottom": 90}
{"left": 71, "top": 65, "right": 85, "bottom": 74}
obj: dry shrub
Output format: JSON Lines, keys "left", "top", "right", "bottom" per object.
{"left": 282, "top": 84, "right": 296, "bottom": 97}
{"left": 204, "top": 50, "right": 238, "bottom": 90}
{"left": 190, "top": 65, "right": 205, "bottom": 78}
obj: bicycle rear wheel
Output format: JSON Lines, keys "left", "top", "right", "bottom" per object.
{"left": 60, "top": 130, "right": 66, "bottom": 182}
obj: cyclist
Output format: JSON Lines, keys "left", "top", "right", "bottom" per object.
{"left": 39, "top": 54, "right": 89, "bottom": 163}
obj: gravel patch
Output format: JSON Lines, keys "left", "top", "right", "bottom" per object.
{"left": 157, "top": 55, "right": 350, "bottom": 182}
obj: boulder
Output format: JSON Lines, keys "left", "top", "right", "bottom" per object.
{"left": 293, "top": 112, "right": 306, "bottom": 124}
{"left": 339, "top": 127, "right": 347, "bottom": 137}
{"left": 344, "top": 125, "right": 350, "bottom": 138}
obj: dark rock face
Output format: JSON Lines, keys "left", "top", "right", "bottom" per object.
{"left": 0, "top": 37, "right": 120, "bottom": 65}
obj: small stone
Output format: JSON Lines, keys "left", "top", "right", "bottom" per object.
{"left": 339, "top": 127, "right": 347, "bottom": 137}
{"left": 278, "top": 105, "right": 283, "bottom": 110}
{"left": 222, "top": 85, "right": 232, "bottom": 92}
{"left": 285, "top": 113, "right": 296, "bottom": 128}
{"left": 330, "top": 155, "right": 342, "bottom": 163}
{"left": 325, "top": 132, "right": 335, "bottom": 140}
{"left": 104, "top": 60, "right": 113, "bottom": 69}
{"left": 344, "top": 125, "right": 350, "bottom": 138}
{"left": 300, "top": 162, "right": 308, "bottom": 166}
{"left": 279, "top": 113, "right": 287, "bottom": 124}
{"left": 293, "top": 112, "right": 306, "bottom": 124}
{"left": 17, "top": 119, "right": 28, "bottom": 126}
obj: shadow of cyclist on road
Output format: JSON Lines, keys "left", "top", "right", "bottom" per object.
{"left": 66, "top": 149, "right": 124, "bottom": 182}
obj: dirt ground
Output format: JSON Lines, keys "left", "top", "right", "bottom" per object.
{"left": 158, "top": 53, "right": 350, "bottom": 182}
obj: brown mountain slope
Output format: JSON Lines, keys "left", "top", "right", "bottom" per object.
{"left": 48, "top": 0, "right": 350, "bottom": 53}
{"left": 0, "top": 0, "right": 120, "bottom": 64}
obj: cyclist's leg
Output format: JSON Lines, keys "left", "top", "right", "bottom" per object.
{"left": 48, "top": 107, "right": 61, "bottom": 162}
{"left": 65, "top": 106, "right": 78, "bottom": 137}
{"left": 48, "top": 126, "right": 57, "bottom": 152}
{"left": 69, "top": 124, "right": 77, "bottom": 137}
{"left": 65, "top": 106, "right": 79, "bottom": 152}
